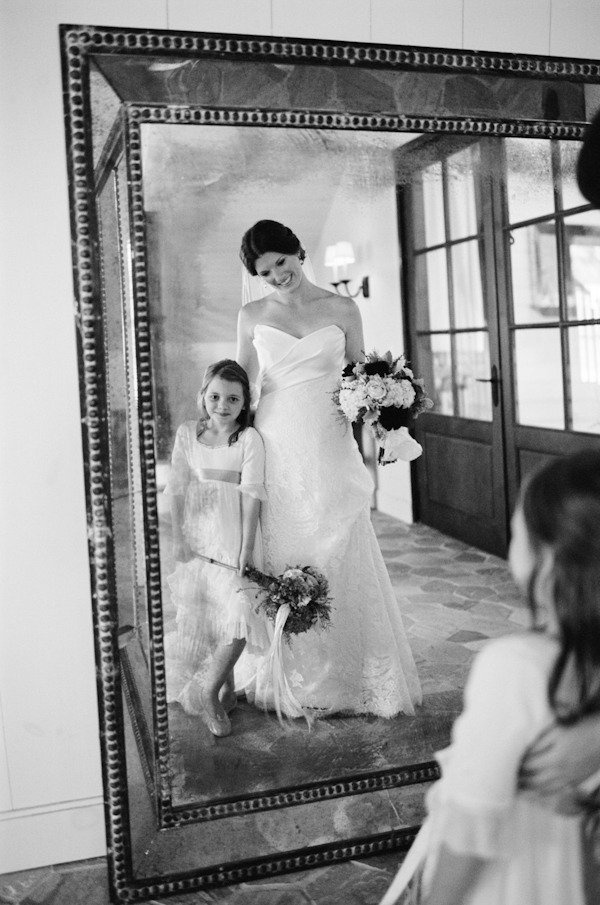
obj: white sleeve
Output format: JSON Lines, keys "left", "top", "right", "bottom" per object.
{"left": 427, "top": 636, "right": 554, "bottom": 859}
{"left": 163, "top": 425, "right": 191, "bottom": 496}
{"left": 238, "top": 428, "right": 266, "bottom": 501}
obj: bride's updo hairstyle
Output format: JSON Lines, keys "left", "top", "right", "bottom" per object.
{"left": 240, "top": 219, "right": 306, "bottom": 275}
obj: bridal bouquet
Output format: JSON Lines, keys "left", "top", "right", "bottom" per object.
{"left": 244, "top": 565, "right": 331, "bottom": 724}
{"left": 334, "top": 351, "right": 433, "bottom": 465}
{"left": 244, "top": 565, "right": 331, "bottom": 640}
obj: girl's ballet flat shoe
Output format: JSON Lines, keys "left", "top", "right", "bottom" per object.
{"left": 220, "top": 691, "right": 238, "bottom": 714}
{"left": 204, "top": 710, "right": 231, "bottom": 737}
{"left": 200, "top": 691, "right": 232, "bottom": 737}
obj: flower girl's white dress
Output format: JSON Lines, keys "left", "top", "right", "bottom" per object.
{"left": 163, "top": 425, "right": 270, "bottom": 714}
{"left": 236, "top": 324, "right": 422, "bottom": 717}
{"left": 380, "top": 633, "right": 595, "bottom": 905}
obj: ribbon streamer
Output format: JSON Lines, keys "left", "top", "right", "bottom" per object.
{"left": 378, "top": 426, "right": 423, "bottom": 465}
{"left": 377, "top": 821, "right": 430, "bottom": 905}
{"left": 257, "top": 603, "right": 311, "bottom": 727}
{"left": 193, "top": 555, "right": 312, "bottom": 726}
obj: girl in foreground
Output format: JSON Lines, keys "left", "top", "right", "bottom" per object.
{"left": 382, "top": 450, "right": 600, "bottom": 905}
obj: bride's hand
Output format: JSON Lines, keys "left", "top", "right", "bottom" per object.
{"left": 238, "top": 550, "right": 253, "bottom": 578}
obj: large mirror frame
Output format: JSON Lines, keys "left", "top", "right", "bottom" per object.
{"left": 60, "top": 23, "right": 600, "bottom": 902}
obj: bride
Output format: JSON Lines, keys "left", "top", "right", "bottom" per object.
{"left": 235, "top": 219, "right": 422, "bottom": 718}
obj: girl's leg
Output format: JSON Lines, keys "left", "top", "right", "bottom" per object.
{"left": 201, "top": 638, "right": 246, "bottom": 736}
{"left": 219, "top": 670, "right": 237, "bottom": 713}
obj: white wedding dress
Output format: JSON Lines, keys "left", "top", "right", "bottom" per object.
{"left": 237, "top": 323, "right": 422, "bottom": 718}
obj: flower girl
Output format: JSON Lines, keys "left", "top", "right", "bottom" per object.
{"left": 381, "top": 450, "right": 600, "bottom": 905}
{"left": 164, "top": 360, "right": 269, "bottom": 737}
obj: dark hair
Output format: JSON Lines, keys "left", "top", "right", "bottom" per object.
{"left": 197, "top": 359, "right": 251, "bottom": 446}
{"left": 520, "top": 450, "right": 600, "bottom": 722}
{"left": 577, "top": 106, "right": 600, "bottom": 208}
{"left": 240, "top": 219, "right": 306, "bottom": 275}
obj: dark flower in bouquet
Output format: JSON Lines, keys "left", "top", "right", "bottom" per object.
{"left": 244, "top": 565, "right": 332, "bottom": 641}
{"left": 333, "top": 350, "right": 433, "bottom": 465}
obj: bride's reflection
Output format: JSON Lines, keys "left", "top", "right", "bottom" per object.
{"left": 234, "top": 219, "right": 422, "bottom": 717}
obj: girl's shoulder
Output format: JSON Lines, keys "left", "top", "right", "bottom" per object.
{"left": 238, "top": 426, "right": 264, "bottom": 447}
{"left": 471, "top": 632, "right": 559, "bottom": 687}
{"left": 175, "top": 420, "right": 198, "bottom": 441}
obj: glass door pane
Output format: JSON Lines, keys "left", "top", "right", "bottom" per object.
{"left": 415, "top": 249, "right": 450, "bottom": 331}
{"left": 421, "top": 161, "right": 445, "bottom": 247}
{"left": 513, "top": 327, "right": 564, "bottom": 429}
{"left": 451, "top": 240, "right": 485, "bottom": 328}
{"left": 510, "top": 222, "right": 559, "bottom": 323}
{"left": 447, "top": 145, "right": 480, "bottom": 240}
{"left": 455, "top": 332, "right": 492, "bottom": 420}
{"left": 568, "top": 325, "right": 600, "bottom": 433}
{"left": 505, "top": 138, "right": 554, "bottom": 224}
{"left": 564, "top": 208, "right": 600, "bottom": 322}
{"left": 418, "top": 333, "right": 453, "bottom": 415}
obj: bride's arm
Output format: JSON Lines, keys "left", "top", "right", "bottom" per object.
{"left": 342, "top": 299, "right": 365, "bottom": 363}
{"left": 236, "top": 306, "right": 259, "bottom": 386}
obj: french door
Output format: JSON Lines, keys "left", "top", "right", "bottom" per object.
{"left": 400, "top": 135, "right": 600, "bottom": 556}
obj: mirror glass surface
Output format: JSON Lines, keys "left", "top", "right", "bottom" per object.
{"left": 144, "top": 123, "right": 457, "bottom": 809}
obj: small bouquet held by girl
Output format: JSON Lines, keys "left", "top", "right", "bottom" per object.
{"left": 244, "top": 564, "right": 332, "bottom": 725}
{"left": 334, "top": 351, "right": 433, "bottom": 465}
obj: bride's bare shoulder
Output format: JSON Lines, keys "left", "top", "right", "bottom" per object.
{"left": 238, "top": 296, "right": 271, "bottom": 326}
{"left": 327, "top": 294, "right": 362, "bottom": 323}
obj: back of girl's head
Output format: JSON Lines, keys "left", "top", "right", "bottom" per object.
{"left": 520, "top": 449, "right": 600, "bottom": 720}
{"left": 197, "top": 359, "right": 251, "bottom": 444}
{"left": 240, "top": 219, "right": 305, "bottom": 275}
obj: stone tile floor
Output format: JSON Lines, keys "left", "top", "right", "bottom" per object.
{"left": 0, "top": 854, "right": 402, "bottom": 905}
{"left": 1, "top": 517, "right": 526, "bottom": 905}
{"left": 166, "top": 513, "right": 524, "bottom": 806}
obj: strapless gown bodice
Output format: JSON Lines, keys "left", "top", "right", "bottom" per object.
{"left": 253, "top": 323, "right": 345, "bottom": 396}
{"left": 237, "top": 321, "right": 422, "bottom": 718}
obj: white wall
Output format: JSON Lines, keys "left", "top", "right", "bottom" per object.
{"left": 1, "top": 0, "right": 599, "bottom": 874}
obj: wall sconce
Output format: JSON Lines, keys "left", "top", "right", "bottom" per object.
{"left": 324, "top": 241, "right": 370, "bottom": 298}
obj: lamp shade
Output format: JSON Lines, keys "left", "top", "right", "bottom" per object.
{"left": 324, "top": 241, "right": 356, "bottom": 268}
{"left": 324, "top": 244, "right": 339, "bottom": 268}
{"left": 335, "top": 241, "right": 355, "bottom": 265}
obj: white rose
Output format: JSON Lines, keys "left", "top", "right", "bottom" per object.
{"left": 283, "top": 568, "right": 304, "bottom": 580}
{"left": 294, "top": 595, "right": 312, "bottom": 609}
{"left": 366, "top": 375, "right": 387, "bottom": 403}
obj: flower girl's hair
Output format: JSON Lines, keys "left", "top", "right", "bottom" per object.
{"left": 240, "top": 219, "right": 306, "bottom": 275}
{"left": 196, "top": 359, "right": 252, "bottom": 446}
{"left": 520, "top": 449, "right": 600, "bottom": 722}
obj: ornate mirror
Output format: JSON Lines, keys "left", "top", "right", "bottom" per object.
{"left": 60, "top": 23, "right": 599, "bottom": 902}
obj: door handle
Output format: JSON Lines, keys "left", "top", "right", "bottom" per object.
{"left": 475, "top": 365, "right": 501, "bottom": 407}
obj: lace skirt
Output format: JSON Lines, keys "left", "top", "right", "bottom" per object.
{"left": 237, "top": 374, "right": 422, "bottom": 717}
